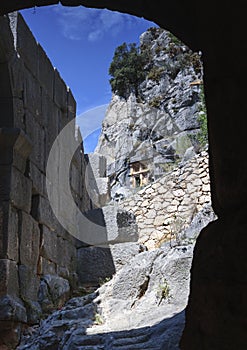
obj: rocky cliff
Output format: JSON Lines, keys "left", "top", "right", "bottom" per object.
{"left": 95, "top": 27, "right": 205, "bottom": 199}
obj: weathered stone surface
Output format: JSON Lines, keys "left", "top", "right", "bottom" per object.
{"left": 96, "top": 28, "right": 203, "bottom": 199}
{"left": 29, "top": 162, "right": 46, "bottom": 196}
{"left": 18, "top": 239, "right": 194, "bottom": 350}
{"left": 31, "top": 194, "right": 57, "bottom": 231}
{"left": 0, "top": 321, "right": 22, "bottom": 350}
{"left": 37, "top": 256, "right": 56, "bottom": 276}
{"left": 38, "top": 275, "right": 70, "bottom": 314}
{"left": 77, "top": 242, "right": 144, "bottom": 288}
{"left": 25, "top": 112, "right": 45, "bottom": 171}
{"left": 19, "top": 265, "right": 40, "bottom": 301}
{"left": 77, "top": 246, "right": 115, "bottom": 287}
{"left": 40, "top": 225, "right": 58, "bottom": 264}
{"left": 84, "top": 153, "right": 111, "bottom": 207}
{"left": 119, "top": 151, "right": 212, "bottom": 249}
{"left": 0, "top": 295, "right": 27, "bottom": 323}
{"left": 0, "top": 203, "right": 19, "bottom": 261}
{"left": 11, "top": 166, "right": 32, "bottom": 212}
{"left": 57, "top": 236, "right": 77, "bottom": 273}
{"left": 53, "top": 68, "right": 67, "bottom": 111}
{"left": 19, "top": 212, "right": 40, "bottom": 269}
{"left": 86, "top": 152, "right": 107, "bottom": 178}
{"left": 37, "top": 43, "right": 54, "bottom": 97}
{"left": 0, "top": 259, "right": 19, "bottom": 297}
{"left": 0, "top": 12, "right": 95, "bottom": 348}
{"left": 110, "top": 242, "right": 146, "bottom": 271}
{"left": 0, "top": 165, "right": 11, "bottom": 201}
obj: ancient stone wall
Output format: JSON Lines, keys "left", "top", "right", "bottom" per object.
{"left": 0, "top": 12, "right": 93, "bottom": 346}
{"left": 0, "top": 14, "right": 140, "bottom": 348}
{"left": 119, "top": 150, "right": 210, "bottom": 249}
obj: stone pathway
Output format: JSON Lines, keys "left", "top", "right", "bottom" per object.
{"left": 17, "top": 205, "right": 216, "bottom": 350}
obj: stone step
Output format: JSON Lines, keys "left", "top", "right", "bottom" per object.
{"left": 111, "top": 332, "right": 150, "bottom": 347}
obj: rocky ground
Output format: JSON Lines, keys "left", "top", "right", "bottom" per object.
{"left": 17, "top": 204, "right": 216, "bottom": 350}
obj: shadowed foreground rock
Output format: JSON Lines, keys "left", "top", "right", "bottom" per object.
{"left": 17, "top": 205, "right": 215, "bottom": 350}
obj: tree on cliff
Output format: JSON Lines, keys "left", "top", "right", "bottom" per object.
{"left": 109, "top": 42, "right": 149, "bottom": 99}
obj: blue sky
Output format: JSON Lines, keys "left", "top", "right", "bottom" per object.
{"left": 20, "top": 4, "right": 157, "bottom": 152}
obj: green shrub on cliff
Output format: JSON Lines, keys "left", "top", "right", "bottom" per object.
{"left": 197, "top": 86, "right": 208, "bottom": 147}
{"left": 109, "top": 42, "right": 149, "bottom": 99}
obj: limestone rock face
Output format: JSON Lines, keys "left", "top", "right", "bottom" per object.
{"left": 95, "top": 27, "right": 204, "bottom": 199}
{"left": 17, "top": 241, "right": 195, "bottom": 350}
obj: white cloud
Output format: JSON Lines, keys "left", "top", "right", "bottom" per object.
{"left": 53, "top": 5, "right": 140, "bottom": 42}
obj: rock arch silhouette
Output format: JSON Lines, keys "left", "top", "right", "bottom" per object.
{"left": 1, "top": 2, "right": 247, "bottom": 349}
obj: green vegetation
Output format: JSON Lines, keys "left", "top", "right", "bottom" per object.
{"left": 157, "top": 278, "right": 171, "bottom": 305}
{"left": 94, "top": 313, "right": 104, "bottom": 325}
{"left": 197, "top": 86, "right": 208, "bottom": 147}
{"left": 147, "top": 66, "right": 164, "bottom": 82}
{"left": 148, "top": 95, "right": 163, "bottom": 108}
{"left": 167, "top": 32, "right": 183, "bottom": 46}
{"left": 109, "top": 42, "right": 149, "bottom": 99}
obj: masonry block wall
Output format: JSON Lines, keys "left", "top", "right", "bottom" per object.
{"left": 119, "top": 151, "right": 211, "bottom": 250}
{"left": 0, "top": 13, "right": 93, "bottom": 345}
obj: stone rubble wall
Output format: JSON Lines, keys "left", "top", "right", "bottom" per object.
{"left": 119, "top": 150, "right": 211, "bottom": 249}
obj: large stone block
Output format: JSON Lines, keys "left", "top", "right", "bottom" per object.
{"left": 23, "top": 67, "right": 42, "bottom": 117}
{"left": 77, "top": 242, "right": 144, "bottom": 287}
{"left": 37, "top": 256, "right": 56, "bottom": 276}
{"left": 16, "top": 13, "right": 38, "bottom": 76}
{"left": 95, "top": 177, "right": 110, "bottom": 207}
{"left": 0, "top": 164, "right": 11, "bottom": 201}
{"left": 77, "top": 206, "right": 138, "bottom": 246}
{"left": 57, "top": 236, "right": 77, "bottom": 272}
{"left": 77, "top": 246, "right": 115, "bottom": 287}
{"left": 13, "top": 96, "right": 25, "bottom": 131}
{"left": 19, "top": 264, "right": 40, "bottom": 302}
{"left": 104, "top": 206, "right": 138, "bottom": 244}
{"left": 0, "top": 320, "right": 22, "bottom": 350}
{"left": 0, "top": 128, "right": 29, "bottom": 165}
{"left": 13, "top": 130, "right": 32, "bottom": 173}
{"left": 86, "top": 153, "right": 107, "bottom": 178}
{"left": 0, "top": 65, "right": 14, "bottom": 125}
{"left": 31, "top": 194, "right": 57, "bottom": 231}
{"left": 45, "top": 103, "right": 59, "bottom": 162}
{"left": 70, "top": 161, "right": 82, "bottom": 195}
{"left": 53, "top": 68, "right": 67, "bottom": 111}
{"left": 40, "top": 225, "right": 58, "bottom": 264}
{"left": 19, "top": 212, "right": 40, "bottom": 269}
{"left": 9, "top": 52, "right": 25, "bottom": 100}
{"left": 109, "top": 242, "right": 145, "bottom": 272}
{"left": 0, "top": 259, "right": 19, "bottom": 297}
{"left": 13, "top": 148, "right": 26, "bottom": 174}
{"left": 38, "top": 274, "right": 70, "bottom": 314}
{"left": 37, "top": 43, "right": 54, "bottom": 97}
{"left": 29, "top": 161, "right": 46, "bottom": 196}
{"left": 67, "top": 88, "right": 76, "bottom": 122}
{"left": 0, "top": 203, "right": 19, "bottom": 261}
{"left": 11, "top": 166, "right": 32, "bottom": 212}
{"left": 0, "top": 295, "right": 27, "bottom": 323}
{"left": 25, "top": 112, "right": 45, "bottom": 172}
{"left": 41, "top": 90, "right": 53, "bottom": 129}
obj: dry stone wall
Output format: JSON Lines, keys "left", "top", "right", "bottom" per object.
{"left": 119, "top": 150, "right": 210, "bottom": 249}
